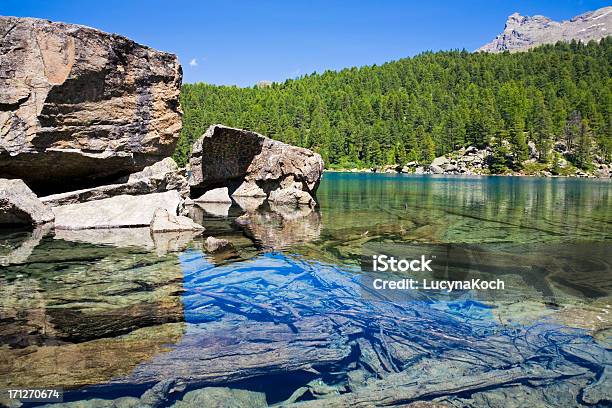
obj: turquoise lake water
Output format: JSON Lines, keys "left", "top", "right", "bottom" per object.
{"left": 0, "top": 173, "right": 610, "bottom": 407}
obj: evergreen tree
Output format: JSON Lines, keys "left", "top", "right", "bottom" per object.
{"left": 574, "top": 119, "right": 593, "bottom": 170}
{"left": 532, "top": 93, "right": 554, "bottom": 162}
{"left": 420, "top": 133, "right": 436, "bottom": 164}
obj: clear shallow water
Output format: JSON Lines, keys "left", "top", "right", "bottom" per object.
{"left": 0, "top": 174, "right": 610, "bottom": 407}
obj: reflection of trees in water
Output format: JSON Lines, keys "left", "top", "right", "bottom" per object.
{"left": 316, "top": 174, "right": 612, "bottom": 244}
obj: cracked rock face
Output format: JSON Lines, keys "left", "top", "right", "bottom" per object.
{"left": 478, "top": 6, "right": 612, "bottom": 53}
{"left": 189, "top": 125, "right": 324, "bottom": 205}
{"left": 0, "top": 16, "right": 182, "bottom": 194}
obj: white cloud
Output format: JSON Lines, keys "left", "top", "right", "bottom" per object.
{"left": 189, "top": 58, "right": 198, "bottom": 67}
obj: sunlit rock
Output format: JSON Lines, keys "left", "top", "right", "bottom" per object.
{"left": 194, "top": 187, "right": 232, "bottom": 203}
{"left": 0, "top": 16, "right": 182, "bottom": 195}
{"left": 195, "top": 202, "right": 232, "bottom": 218}
{"left": 53, "top": 190, "right": 182, "bottom": 230}
{"left": 204, "top": 236, "right": 234, "bottom": 253}
{"left": 40, "top": 158, "right": 189, "bottom": 207}
{"left": 150, "top": 208, "right": 204, "bottom": 233}
{"left": 188, "top": 125, "right": 323, "bottom": 205}
{"left": 0, "top": 179, "right": 54, "bottom": 226}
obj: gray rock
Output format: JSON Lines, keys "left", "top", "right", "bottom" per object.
{"left": 465, "top": 146, "right": 479, "bottom": 155}
{"left": 150, "top": 208, "right": 204, "bottom": 233}
{"left": 595, "top": 164, "right": 610, "bottom": 178}
{"left": 171, "top": 387, "right": 267, "bottom": 408}
{"left": 127, "top": 158, "right": 179, "bottom": 182}
{"left": 188, "top": 125, "right": 323, "bottom": 205}
{"left": 528, "top": 141, "right": 539, "bottom": 159}
{"left": 268, "top": 187, "right": 316, "bottom": 207}
{"left": 52, "top": 191, "right": 181, "bottom": 230}
{"left": 0, "top": 179, "right": 54, "bottom": 226}
{"left": 478, "top": 6, "right": 612, "bottom": 53}
{"left": 428, "top": 165, "right": 444, "bottom": 174}
{"left": 204, "top": 236, "right": 234, "bottom": 253}
{"left": 194, "top": 187, "right": 232, "bottom": 203}
{"left": 140, "top": 379, "right": 186, "bottom": 408}
{"left": 443, "top": 164, "right": 458, "bottom": 173}
{"left": 232, "top": 181, "right": 267, "bottom": 197}
{"left": 41, "top": 180, "right": 153, "bottom": 207}
{"left": 128, "top": 157, "right": 190, "bottom": 198}
{"left": 39, "top": 397, "right": 141, "bottom": 408}
{"left": 0, "top": 16, "right": 182, "bottom": 194}
{"left": 195, "top": 202, "right": 232, "bottom": 218}
{"left": 40, "top": 158, "right": 189, "bottom": 207}
{"left": 54, "top": 227, "right": 201, "bottom": 256}
{"left": 430, "top": 156, "right": 449, "bottom": 167}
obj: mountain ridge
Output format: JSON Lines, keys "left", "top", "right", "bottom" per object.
{"left": 478, "top": 6, "right": 612, "bottom": 53}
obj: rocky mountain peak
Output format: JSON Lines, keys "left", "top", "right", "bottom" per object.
{"left": 478, "top": 6, "right": 611, "bottom": 53}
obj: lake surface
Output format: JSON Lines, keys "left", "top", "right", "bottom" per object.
{"left": 1, "top": 173, "right": 610, "bottom": 407}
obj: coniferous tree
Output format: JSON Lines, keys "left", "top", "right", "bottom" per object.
{"left": 574, "top": 119, "right": 593, "bottom": 170}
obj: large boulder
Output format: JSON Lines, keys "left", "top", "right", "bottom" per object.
{"left": 52, "top": 190, "right": 182, "bottom": 230}
{"left": 0, "top": 17, "right": 182, "bottom": 195}
{"left": 0, "top": 179, "right": 54, "bottom": 226}
{"left": 189, "top": 125, "right": 323, "bottom": 205}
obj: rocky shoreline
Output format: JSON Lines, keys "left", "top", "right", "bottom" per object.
{"left": 327, "top": 144, "right": 611, "bottom": 179}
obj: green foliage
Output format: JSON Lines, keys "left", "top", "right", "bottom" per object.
{"left": 176, "top": 39, "right": 611, "bottom": 168}
{"left": 574, "top": 119, "right": 594, "bottom": 170}
{"left": 550, "top": 152, "right": 563, "bottom": 175}
{"left": 509, "top": 127, "right": 529, "bottom": 169}
{"left": 522, "top": 162, "right": 549, "bottom": 175}
{"left": 489, "top": 133, "right": 511, "bottom": 174}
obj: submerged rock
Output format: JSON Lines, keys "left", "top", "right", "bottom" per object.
{"left": 125, "top": 157, "right": 189, "bottom": 197}
{"left": 0, "top": 16, "right": 182, "bottom": 195}
{"left": 52, "top": 190, "right": 182, "bottom": 230}
{"left": 150, "top": 208, "right": 204, "bottom": 232}
{"left": 188, "top": 125, "right": 323, "bottom": 205}
{"left": 140, "top": 378, "right": 187, "bottom": 408}
{"left": 171, "top": 387, "right": 267, "bottom": 408}
{"left": 268, "top": 186, "right": 316, "bottom": 207}
{"left": 234, "top": 203, "right": 321, "bottom": 249}
{"left": 204, "top": 236, "right": 234, "bottom": 253}
{"left": 55, "top": 227, "right": 201, "bottom": 256}
{"left": 0, "top": 179, "right": 54, "bottom": 226}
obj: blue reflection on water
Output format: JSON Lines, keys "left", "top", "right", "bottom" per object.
{"left": 115, "top": 248, "right": 612, "bottom": 406}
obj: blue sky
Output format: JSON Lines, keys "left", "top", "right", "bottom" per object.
{"left": 2, "top": 1, "right": 609, "bottom": 86}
